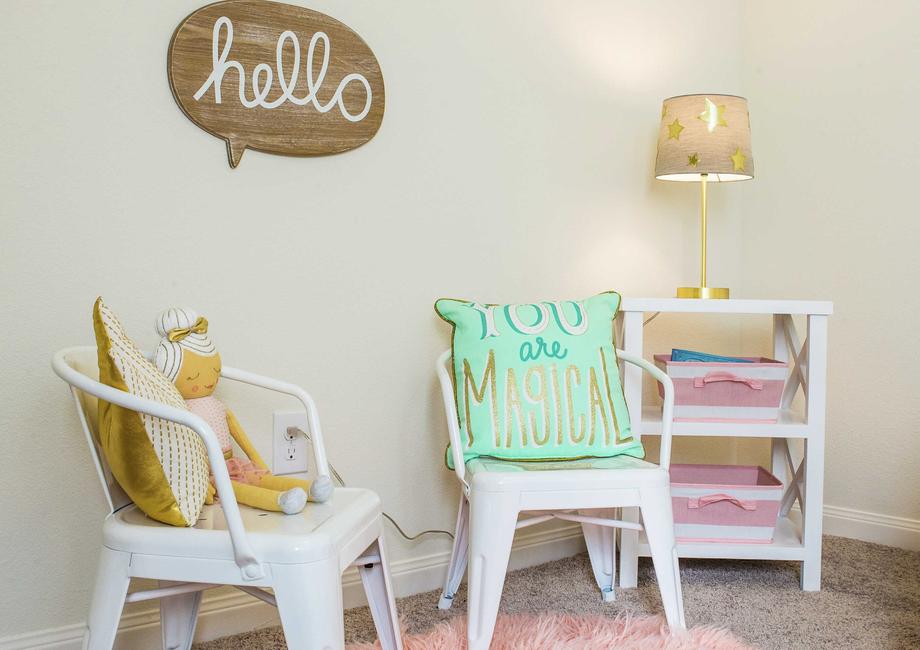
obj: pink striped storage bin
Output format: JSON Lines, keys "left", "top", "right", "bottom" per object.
{"left": 670, "top": 464, "right": 782, "bottom": 543}
{"left": 654, "top": 354, "right": 787, "bottom": 422}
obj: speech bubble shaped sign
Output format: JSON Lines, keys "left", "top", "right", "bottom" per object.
{"left": 168, "top": 0, "right": 385, "bottom": 167}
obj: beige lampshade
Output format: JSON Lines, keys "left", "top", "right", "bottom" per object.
{"left": 655, "top": 94, "right": 753, "bottom": 182}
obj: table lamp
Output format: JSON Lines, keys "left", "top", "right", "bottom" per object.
{"left": 655, "top": 94, "right": 754, "bottom": 299}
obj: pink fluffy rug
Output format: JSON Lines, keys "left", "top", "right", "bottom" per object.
{"left": 346, "top": 613, "right": 755, "bottom": 649}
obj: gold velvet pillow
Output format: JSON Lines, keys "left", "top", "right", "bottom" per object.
{"left": 93, "top": 298, "right": 209, "bottom": 526}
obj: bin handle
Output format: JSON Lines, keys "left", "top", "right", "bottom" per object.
{"left": 693, "top": 371, "right": 763, "bottom": 390}
{"left": 688, "top": 493, "right": 757, "bottom": 511}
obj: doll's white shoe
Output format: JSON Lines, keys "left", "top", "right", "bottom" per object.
{"left": 277, "top": 487, "right": 307, "bottom": 514}
{"left": 310, "top": 476, "right": 333, "bottom": 503}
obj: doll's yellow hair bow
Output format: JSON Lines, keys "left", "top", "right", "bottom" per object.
{"left": 167, "top": 316, "right": 209, "bottom": 342}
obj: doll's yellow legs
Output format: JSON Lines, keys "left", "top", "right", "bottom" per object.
{"left": 229, "top": 476, "right": 317, "bottom": 512}
{"left": 259, "top": 474, "right": 314, "bottom": 493}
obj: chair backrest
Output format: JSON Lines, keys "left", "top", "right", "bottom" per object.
{"left": 436, "top": 350, "right": 468, "bottom": 485}
{"left": 54, "top": 346, "right": 282, "bottom": 579}
{"left": 55, "top": 344, "right": 335, "bottom": 512}
{"left": 54, "top": 346, "right": 132, "bottom": 513}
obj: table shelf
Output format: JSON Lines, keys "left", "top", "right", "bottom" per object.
{"left": 636, "top": 513, "right": 805, "bottom": 562}
{"left": 639, "top": 406, "right": 810, "bottom": 438}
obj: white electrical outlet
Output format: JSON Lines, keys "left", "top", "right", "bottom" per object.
{"left": 272, "top": 411, "right": 311, "bottom": 477}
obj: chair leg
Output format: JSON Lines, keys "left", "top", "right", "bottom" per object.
{"left": 159, "top": 581, "right": 202, "bottom": 650}
{"left": 438, "top": 493, "right": 470, "bottom": 609}
{"left": 581, "top": 508, "right": 616, "bottom": 601}
{"left": 358, "top": 536, "right": 403, "bottom": 650}
{"left": 83, "top": 546, "right": 131, "bottom": 650}
{"left": 619, "top": 506, "right": 640, "bottom": 588}
{"left": 467, "top": 490, "right": 518, "bottom": 650}
{"left": 640, "top": 487, "right": 686, "bottom": 631}
{"left": 273, "top": 560, "right": 345, "bottom": 650}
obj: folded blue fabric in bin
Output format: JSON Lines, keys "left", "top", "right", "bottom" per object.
{"left": 671, "top": 348, "right": 753, "bottom": 363}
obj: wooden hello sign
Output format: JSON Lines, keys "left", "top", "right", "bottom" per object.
{"left": 168, "top": 0, "right": 385, "bottom": 167}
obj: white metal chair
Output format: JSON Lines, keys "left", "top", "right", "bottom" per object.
{"left": 435, "top": 348, "right": 686, "bottom": 649}
{"left": 53, "top": 346, "right": 403, "bottom": 650}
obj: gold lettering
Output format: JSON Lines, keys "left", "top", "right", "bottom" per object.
{"left": 588, "top": 367, "right": 611, "bottom": 445}
{"left": 505, "top": 368, "right": 527, "bottom": 447}
{"left": 462, "top": 350, "right": 499, "bottom": 447}
{"left": 565, "top": 365, "right": 586, "bottom": 443}
{"left": 600, "top": 347, "right": 633, "bottom": 444}
{"left": 524, "top": 366, "right": 551, "bottom": 445}
{"left": 550, "top": 365, "right": 564, "bottom": 444}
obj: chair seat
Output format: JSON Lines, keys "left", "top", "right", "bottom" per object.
{"left": 103, "top": 487, "right": 381, "bottom": 565}
{"left": 466, "top": 455, "right": 669, "bottom": 493}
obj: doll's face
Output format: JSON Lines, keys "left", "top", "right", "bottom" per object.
{"left": 174, "top": 351, "right": 222, "bottom": 399}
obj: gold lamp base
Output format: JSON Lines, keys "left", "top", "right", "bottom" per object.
{"left": 677, "top": 286, "right": 730, "bottom": 299}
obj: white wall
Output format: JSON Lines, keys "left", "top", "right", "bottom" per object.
{"left": 1, "top": 0, "right": 916, "bottom": 644}
{"left": 739, "top": 1, "right": 920, "bottom": 522}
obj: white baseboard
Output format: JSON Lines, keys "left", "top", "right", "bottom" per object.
{"left": 6, "top": 505, "right": 918, "bottom": 650}
{"left": 822, "top": 504, "right": 920, "bottom": 551}
{"left": 0, "top": 523, "right": 585, "bottom": 650}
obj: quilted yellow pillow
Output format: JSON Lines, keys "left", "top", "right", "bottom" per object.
{"left": 93, "top": 298, "right": 210, "bottom": 526}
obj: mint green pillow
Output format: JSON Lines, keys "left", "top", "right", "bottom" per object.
{"left": 435, "top": 291, "right": 643, "bottom": 467}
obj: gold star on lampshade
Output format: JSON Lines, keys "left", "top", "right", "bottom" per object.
{"left": 698, "top": 98, "right": 728, "bottom": 132}
{"left": 655, "top": 94, "right": 753, "bottom": 182}
{"left": 668, "top": 119, "right": 684, "bottom": 140}
{"left": 730, "top": 147, "right": 746, "bottom": 172}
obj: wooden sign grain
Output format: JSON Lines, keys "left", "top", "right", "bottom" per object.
{"left": 168, "top": 0, "right": 385, "bottom": 167}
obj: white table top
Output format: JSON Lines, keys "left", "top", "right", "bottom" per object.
{"left": 619, "top": 297, "right": 833, "bottom": 315}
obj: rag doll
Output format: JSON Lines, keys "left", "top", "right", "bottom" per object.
{"left": 154, "top": 308, "right": 332, "bottom": 514}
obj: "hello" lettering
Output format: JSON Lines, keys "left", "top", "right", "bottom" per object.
{"left": 193, "top": 16, "right": 372, "bottom": 121}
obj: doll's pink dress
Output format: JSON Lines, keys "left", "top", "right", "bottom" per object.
{"left": 186, "top": 396, "right": 267, "bottom": 486}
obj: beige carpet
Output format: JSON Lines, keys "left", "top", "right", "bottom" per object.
{"left": 196, "top": 536, "right": 920, "bottom": 649}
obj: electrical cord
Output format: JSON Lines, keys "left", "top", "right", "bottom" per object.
{"left": 381, "top": 512, "right": 454, "bottom": 541}
{"left": 643, "top": 311, "right": 661, "bottom": 326}
{"left": 287, "top": 427, "right": 455, "bottom": 541}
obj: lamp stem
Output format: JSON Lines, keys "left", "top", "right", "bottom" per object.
{"left": 677, "top": 172, "right": 727, "bottom": 298}
{"left": 700, "top": 173, "right": 708, "bottom": 288}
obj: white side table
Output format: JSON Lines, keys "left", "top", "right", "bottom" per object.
{"left": 616, "top": 298, "right": 833, "bottom": 591}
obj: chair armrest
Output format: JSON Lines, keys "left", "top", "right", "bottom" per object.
{"left": 436, "top": 350, "right": 469, "bottom": 491}
{"left": 218, "top": 366, "right": 330, "bottom": 479}
{"left": 52, "top": 351, "right": 264, "bottom": 581}
{"left": 615, "top": 349, "right": 675, "bottom": 470}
